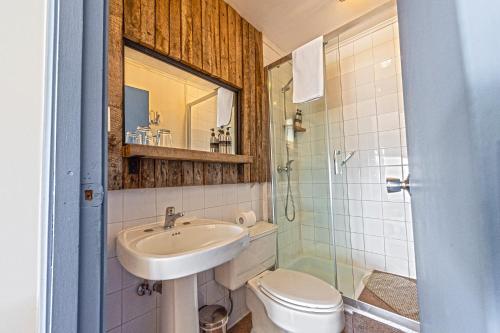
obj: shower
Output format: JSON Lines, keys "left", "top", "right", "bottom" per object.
{"left": 278, "top": 77, "right": 296, "bottom": 222}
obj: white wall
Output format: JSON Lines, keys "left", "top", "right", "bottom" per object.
{"left": 0, "top": 1, "right": 48, "bottom": 332}
{"left": 106, "top": 183, "right": 268, "bottom": 332}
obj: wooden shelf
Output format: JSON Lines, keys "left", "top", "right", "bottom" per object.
{"left": 294, "top": 125, "right": 306, "bottom": 133}
{"left": 123, "top": 144, "right": 253, "bottom": 164}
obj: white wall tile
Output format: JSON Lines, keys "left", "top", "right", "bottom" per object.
{"left": 377, "top": 113, "right": 400, "bottom": 132}
{"left": 351, "top": 233, "right": 365, "bottom": 251}
{"left": 106, "top": 292, "right": 122, "bottom": 330}
{"left": 385, "top": 239, "right": 408, "bottom": 259}
{"left": 108, "top": 191, "right": 123, "bottom": 223}
{"left": 123, "top": 189, "right": 156, "bottom": 221}
{"left": 122, "top": 285, "right": 156, "bottom": 322}
{"left": 204, "top": 185, "right": 224, "bottom": 208}
{"left": 107, "top": 258, "right": 123, "bottom": 294}
{"left": 365, "top": 235, "right": 385, "bottom": 254}
{"left": 122, "top": 311, "right": 156, "bottom": 333}
{"left": 357, "top": 99, "right": 376, "bottom": 118}
{"left": 386, "top": 256, "right": 409, "bottom": 276}
{"left": 182, "top": 186, "right": 205, "bottom": 211}
{"left": 384, "top": 220, "right": 407, "bottom": 240}
{"left": 362, "top": 201, "right": 383, "bottom": 219}
{"left": 107, "top": 223, "right": 122, "bottom": 258}
{"left": 156, "top": 187, "right": 182, "bottom": 216}
{"left": 378, "top": 129, "right": 401, "bottom": 148}
{"left": 364, "top": 218, "right": 384, "bottom": 236}
{"left": 376, "top": 93, "right": 399, "bottom": 114}
{"left": 358, "top": 133, "right": 378, "bottom": 150}
{"left": 358, "top": 116, "right": 378, "bottom": 134}
{"left": 383, "top": 202, "right": 406, "bottom": 221}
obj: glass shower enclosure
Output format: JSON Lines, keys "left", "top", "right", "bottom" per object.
{"left": 268, "top": 14, "right": 418, "bottom": 323}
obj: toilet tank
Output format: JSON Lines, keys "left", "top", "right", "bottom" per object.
{"left": 215, "top": 221, "right": 277, "bottom": 291}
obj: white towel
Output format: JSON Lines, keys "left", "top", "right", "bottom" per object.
{"left": 217, "top": 87, "right": 234, "bottom": 127}
{"left": 292, "top": 36, "right": 324, "bottom": 104}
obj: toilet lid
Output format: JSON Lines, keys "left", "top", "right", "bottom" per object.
{"left": 258, "top": 269, "right": 342, "bottom": 310}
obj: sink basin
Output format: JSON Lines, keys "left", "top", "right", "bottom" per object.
{"left": 117, "top": 219, "right": 250, "bottom": 280}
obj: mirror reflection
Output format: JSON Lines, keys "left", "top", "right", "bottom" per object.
{"left": 124, "top": 47, "right": 237, "bottom": 154}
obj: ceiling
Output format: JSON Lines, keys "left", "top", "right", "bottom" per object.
{"left": 225, "top": 0, "right": 393, "bottom": 54}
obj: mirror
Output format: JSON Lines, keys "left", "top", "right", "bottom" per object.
{"left": 124, "top": 47, "right": 238, "bottom": 154}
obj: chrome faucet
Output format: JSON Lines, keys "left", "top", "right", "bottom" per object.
{"left": 164, "top": 206, "right": 184, "bottom": 229}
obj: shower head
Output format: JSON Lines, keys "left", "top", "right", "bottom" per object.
{"left": 281, "top": 78, "right": 293, "bottom": 93}
{"left": 286, "top": 159, "right": 295, "bottom": 167}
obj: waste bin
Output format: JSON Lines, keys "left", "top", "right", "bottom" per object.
{"left": 199, "top": 305, "right": 229, "bottom": 333}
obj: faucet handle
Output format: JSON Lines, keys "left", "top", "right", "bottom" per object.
{"left": 166, "top": 206, "right": 175, "bottom": 216}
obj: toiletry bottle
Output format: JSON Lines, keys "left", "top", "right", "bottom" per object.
{"left": 210, "top": 128, "right": 219, "bottom": 152}
{"left": 225, "top": 126, "right": 232, "bottom": 154}
{"left": 218, "top": 127, "right": 226, "bottom": 154}
{"left": 294, "top": 109, "right": 303, "bottom": 127}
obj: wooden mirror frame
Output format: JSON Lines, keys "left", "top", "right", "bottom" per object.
{"left": 108, "top": 0, "right": 270, "bottom": 190}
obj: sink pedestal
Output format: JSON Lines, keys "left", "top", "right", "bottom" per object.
{"left": 160, "top": 274, "right": 199, "bottom": 333}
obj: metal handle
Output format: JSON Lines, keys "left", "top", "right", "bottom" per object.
{"left": 386, "top": 175, "right": 411, "bottom": 195}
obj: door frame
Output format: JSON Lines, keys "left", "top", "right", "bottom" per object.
{"left": 44, "top": 0, "right": 108, "bottom": 332}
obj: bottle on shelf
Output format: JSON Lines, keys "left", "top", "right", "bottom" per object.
{"left": 210, "top": 128, "right": 219, "bottom": 152}
{"left": 218, "top": 127, "right": 226, "bottom": 154}
{"left": 294, "top": 109, "right": 303, "bottom": 127}
{"left": 225, "top": 126, "right": 232, "bottom": 154}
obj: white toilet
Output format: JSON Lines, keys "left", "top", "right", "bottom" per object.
{"left": 215, "top": 222, "right": 345, "bottom": 333}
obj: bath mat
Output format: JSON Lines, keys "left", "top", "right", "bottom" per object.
{"left": 364, "top": 271, "right": 419, "bottom": 321}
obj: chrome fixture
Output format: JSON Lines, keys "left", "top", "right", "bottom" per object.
{"left": 164, "top": 206, "right": 184, "bottom": 229}
{"left": 341, "top": 151, "right": 356, "bottom": 166}
{"left": 277, "top": 159, "right": 294, "bottom": 174}
{"left": 333, "top": 150, "right": 356, "bottom": 174}
{"left": 137, "top": 280, "right": 153, "bottom": 296}
{"left": 281, "top": 78, "right": 293, "bottom": 93}
{"left": 386, "top": 175, "right": 411, "bottom": 195}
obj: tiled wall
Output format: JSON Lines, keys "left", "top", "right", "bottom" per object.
{"left": 326, "top": 18, "right": 415, "bottom": 296}
{"left": 106, "top": 183, "right": 268, "bottom": 333}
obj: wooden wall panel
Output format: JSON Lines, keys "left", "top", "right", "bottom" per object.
{"left": 155, "top": 0, "right": 170, "bottom": 54}
{"left": 193, "top": 162, "right": 204, "bottom": 185}
{"left": 222, "top": 164, "right": 237, "bottom": 184}
{"left": 155, "top": 159, "right": 169, "bottom": 187}
{"left": 234, "top": 12, "right": 243, "bottom": 88}
{"left": 191, "top": 0, "right": 203, "bottom": 69}
{"left": 210, "top": 0, "right": 221, "bottom": 78}
{"left": 239, "top": 19, "right": 251, "bottom": 182}
{"left": 201, "top": 0, "right": 213, "bottom": 73}
{"left": 204, "top": 163, "right": 222, "bottom": 185}
{"left": 140, "top": 159, "right": 156, "bottom": 187}
{"left": 248, "top": 26, "right": 257, "bottom": 183}
{"left": 227, "top": 6, "right": 236, "bottom": 85}
{"left": 218, "top": 0, "right": 229, "bottom": 81}
{"left": 181, "top": 0, "right": 193, "bottom": 64}
{"left": 167, "top": 161, "right": 183, "bottom": 186}
{"left": 124, "top": 0, "right": 141, "bottom": 41}
{"left": 169, "top": 0, "right": 182, "bottom": 59}
{"left": 254, "top": 30, "right": 263, "bottom": 184}
{"left": 140, "top": 0, "right": 156, "bottom": 47}
{"left": 111, "top": 0, "right": 270, "bottom": 190}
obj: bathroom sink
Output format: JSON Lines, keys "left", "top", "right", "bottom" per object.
{"left": 117, "top": 219, "right": 250, "bottom": 280}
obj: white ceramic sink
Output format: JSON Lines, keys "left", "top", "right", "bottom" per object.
{"left": 117, "top": 219, "right": 250, "bottom": 281}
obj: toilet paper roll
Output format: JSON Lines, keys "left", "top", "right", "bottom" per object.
{"left": 236, "top": 211, "right": 257, "bottom": 228}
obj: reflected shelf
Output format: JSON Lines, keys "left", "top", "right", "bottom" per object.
{"left": 122, "top": 144, "right": 253, "bottom": 164}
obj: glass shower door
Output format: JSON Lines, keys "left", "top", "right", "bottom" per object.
{"left": 268, "top": 56, "right": 341, "bottom": 287}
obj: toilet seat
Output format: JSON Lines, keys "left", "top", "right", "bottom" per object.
{"left": 258, "top": 269, "right": 343, "bottom": 312}
{"left": 247, "top": 270, "right": 345, "bottom": 333}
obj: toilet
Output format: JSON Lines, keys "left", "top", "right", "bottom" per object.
{"left": 214, "top": 222, "right": 344, "bottom": 333}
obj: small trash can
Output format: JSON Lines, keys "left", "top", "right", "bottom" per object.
{"left": 199, "top": 305, "right": 229, "bottom": 333}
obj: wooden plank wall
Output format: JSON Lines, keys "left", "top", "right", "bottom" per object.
{"left": 108, "top": 0, "right": 269, "bottom": 190}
